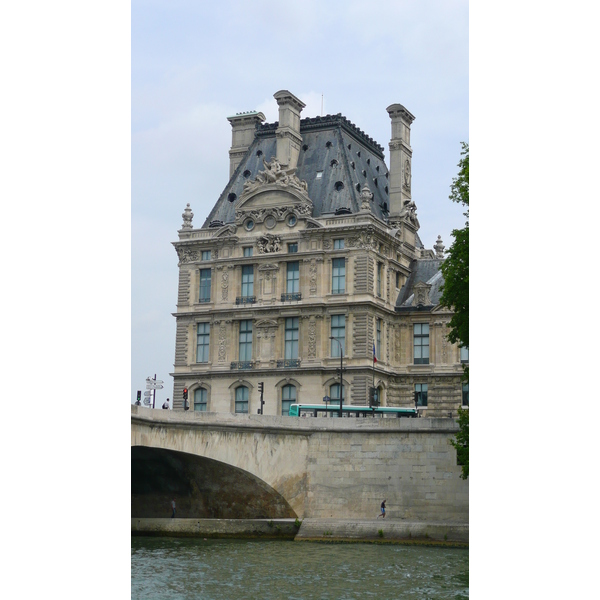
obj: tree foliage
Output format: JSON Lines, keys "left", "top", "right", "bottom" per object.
{"left": 442, "top": 143, "right": 469, "bottom": 478}
{"left": 450, "top": 407, "right": 469, "bottom": 479}
{"left": 440, "top": 143, "right": 469, "bottom": 351}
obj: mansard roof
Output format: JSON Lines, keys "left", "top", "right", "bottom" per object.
{"left": 202, "top": 114, "right": 391, "bottom": 228}
{"left": 395, "top": 258, "right": 445, "bottom": 310}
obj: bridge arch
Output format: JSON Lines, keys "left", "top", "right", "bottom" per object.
{"left": 131, "top": 446, "right": 297, "bottom": 519}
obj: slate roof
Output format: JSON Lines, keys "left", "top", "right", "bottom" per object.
{"left": 395, "top": 258, "right": 445, "bottom": 310}
{"left": 202, "top": 114, "right": 392, "bottom": 227}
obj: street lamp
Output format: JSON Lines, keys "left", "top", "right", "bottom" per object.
{"left": 329, "top": 336, "right": 344, "bottom": 418}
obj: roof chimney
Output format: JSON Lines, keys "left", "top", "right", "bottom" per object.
{"left": 227, "top": 111, "right": 266, "bottom": 178}
{"left": 273, "top": 90, "right": 306, "bottom": 169}
{"left": 386, "top": 104, "right": 415, "bottom": 216}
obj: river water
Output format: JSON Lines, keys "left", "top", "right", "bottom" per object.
{"left": 131, "top": 537, "right": 468, "bottom": 599}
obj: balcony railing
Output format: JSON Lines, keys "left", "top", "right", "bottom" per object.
{"left": 277, "top": 359, "right": 301, "bottom": 368}
{"left": 235, "top": 296, "right": 256, "bottom": 305}
{"left": 281, "top": 292, "right": 302, "bottom": 302}
{"left": 230, "top": 361, "right": 254, "bottom": 370}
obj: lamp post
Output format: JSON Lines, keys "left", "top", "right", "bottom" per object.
{"left": 329, "top": 336, "right": 344, "bottom": 418}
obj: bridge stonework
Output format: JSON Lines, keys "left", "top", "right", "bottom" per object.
{"left": 131, "top": 406, "right": 468, "bottom": 522}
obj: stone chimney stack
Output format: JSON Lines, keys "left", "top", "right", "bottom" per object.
{"left": 273, "top": 90, "right": 306, "bottom": 170}
{"left": 386, "top": 104, "right": 415, "bottom": 216}
{"left": 227, "top": 111, "right": 266, "bottom": 177}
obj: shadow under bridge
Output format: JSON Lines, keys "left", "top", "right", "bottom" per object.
{"left": 131, "top": 446, "right": 297, "bottom": 519}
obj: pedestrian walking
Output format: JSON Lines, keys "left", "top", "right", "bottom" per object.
{"left": 377, "top": 499, "right": 386, "bottom": 519}
{"left": 171, "top": 498, "right": 176, "bottom": 518}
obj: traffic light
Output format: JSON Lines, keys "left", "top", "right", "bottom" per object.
{"left": 183, "top": 387, "right": 188, "bottom": 400}
{"left": 368, "top": 387, "right": 379, "bottom": 407}
{"left": 258, "top": 382, "right": 265, "bottom": 414}
{"left": 136, "top": 390, "right": 141, "bottom": 405}
{"left": 183, "top": 387, "right": 189, "bottom": 410}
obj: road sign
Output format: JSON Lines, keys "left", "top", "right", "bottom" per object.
{"left": 143, "top": 390, "right": 152, "bottom": 397}
{"left": 146, "top": 378, "right": 164, "bottom": 384}
{"left": 143, "top": 398, "right": 151, "bottom": 406}
{"left": 323, "top": 396, "right": 330, "bottom": 403}
{"left": 146, "top": 384, "right": 164, "bottom": 390}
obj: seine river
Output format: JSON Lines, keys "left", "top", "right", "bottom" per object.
{"left": 131, "top": 537, "right": 468, "bottom": 599}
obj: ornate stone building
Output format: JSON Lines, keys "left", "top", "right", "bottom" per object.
{"left": 171, "top": 90, "right": 468, "bottom": 417}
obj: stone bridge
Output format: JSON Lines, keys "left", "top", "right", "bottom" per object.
{"left": 131, "top": 405, "right": 468, "bottom": 522}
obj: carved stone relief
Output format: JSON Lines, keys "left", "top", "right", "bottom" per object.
{"left": 257, "top": 234, "right": 281, "bottom": 254}
{"left": 308, "top": 318, "right": 317, "bottom": 359}
{"left": 218, "top": 321, "right": 227, "bottom": 362}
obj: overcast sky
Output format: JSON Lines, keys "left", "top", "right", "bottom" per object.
{"left": 131, "top": 0, "right": 469, "bottom": 405}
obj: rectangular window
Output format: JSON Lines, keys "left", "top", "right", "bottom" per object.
{"left": 332, "top": 258, "right": 345, "bottom": 294}
{"left": 413, "top": 323, "right": 430, "bottom": 364}
{"left": 396, "top": 272, "right": 401, "bottom": 288}
{"left": 281, "top": 384, "right": 296, "bottom": 416}
{"left": 196, "top": 323, "right": 210, "bottom": 363}
{"left": 377, "top": 263, "right": 383, "bottom": 297}
{"left": 333, "top": 239, "right": 344, "bottom": 249}
{"left": 460, "top": 346, "right": 469, "bottom": 363}
{"left": 285, "top": 317, "right": 299, "bottom": 360}
{"left": 415, "top": 383, "right": 428, "bottom": 407}
{"left": 243, "top": 247, "right": 253, "bottom": 257}
{"left": 199, "top": 268, "right": 211, "bottom": 302}
{"left": 288, "top": 243, "right": 298, "bottom": 253}
{"left": 376, "top": 318, "right": 382, "bottom": 360}
{"left": 331, "top": 315, "right": 345, "bottom": 357}
{"left": 194, "top": 388, "right": 207, "bottom": 412}
{"left": 241, "top": 265, "right": 254, "bottom": 297}
{"left": 286, "top": 261, "right": 300, "bottom": 294}
{"left": 235, "top": 386, "right": 249, "bottom": 414}
{"left": 239, "top": 320, "right": 253, "bottom": 361}
{"left": 201, "top": 250, "right": 211, "bottom": 261}
{"left": 462, "top": 383, "right": 469, "bottom": 407}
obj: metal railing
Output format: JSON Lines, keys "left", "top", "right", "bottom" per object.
{"left": 281, "top": 292, "right": 302, "bottom": 302}
{"left": 235, "top": 296, "right": 256, "bottom": 305}
{"left": 230, "top": 361, "right": 254, "bottom": 370}
{"left": 276, "top": 359, "right": 301, "bottom": 368}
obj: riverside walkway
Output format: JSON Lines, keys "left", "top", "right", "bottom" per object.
{"left": 131, "top": 517, "right": 468, "bottom": 546}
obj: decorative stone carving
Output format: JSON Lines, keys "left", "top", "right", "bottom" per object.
{"left": 181, "top": 203, "right": 193, "bottom": 229}
{"left": 347, "top": 228, "right": 377, "bottom": 250}
{"left": 240, "top": 156, "right": 309, "bottom": 199}
{"left": 221, "top": 268, "right": 229, "bottom": 300}
{"left": 403, "top": 159, "right": 411, "bottom": 191}
{"left": 359, "top": 184, "right": 374, "bottom": 211}
{"left": 218, "top": 321, "right": 227, "bottom": 361}
{"left": 257, "top": 234, "right": 281, "bottom": 254}
{"left": 434, "top": 235, "right": 445, "bottom": 258}
{"left": 176, "top": 247, "right": 200, "bottom": 264}
{"left": 309, "top": 259, "right": 318, "bottom": 294}
{"left": 397, "top": 200, "right": 420, "bottom": 228}
{"left": 412, "top": 281, "right": 432, "bottom": 307}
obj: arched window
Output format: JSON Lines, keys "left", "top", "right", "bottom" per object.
{"left": 235, "top": 386, "right": 249, "bottom": 413}
{"left": 194, "top": 388, "right": 207, "bottom": 412}
{"left": 330, "top": 383, "right": 345, "bottom": 402}
{"left": 281, "top": 384, "right": 296, "bottom": 416}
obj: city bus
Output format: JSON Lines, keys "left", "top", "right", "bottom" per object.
{"left": 288, "top": 404, "right": 418, "bottom": 418}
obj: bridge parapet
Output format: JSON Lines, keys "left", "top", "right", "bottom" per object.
{"left": 131, "top": 404, "right": 459, "bottom": 435}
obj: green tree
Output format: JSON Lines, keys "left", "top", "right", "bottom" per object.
{"left": 440, "top": 142, "right": 469, "bottom": 351}
{"left": 441, "top": 143, "right": 469, "bottom": 478}
{"left": 450, "top": 407, "right": 469, "bottom": 479}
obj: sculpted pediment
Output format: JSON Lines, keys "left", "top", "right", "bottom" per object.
{"left": 255, "top": 318, "right": 279, "bottom": 328}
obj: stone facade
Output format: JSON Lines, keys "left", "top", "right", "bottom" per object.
{"left": 170, "top": 90, "right": 467, "bottom": 418}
